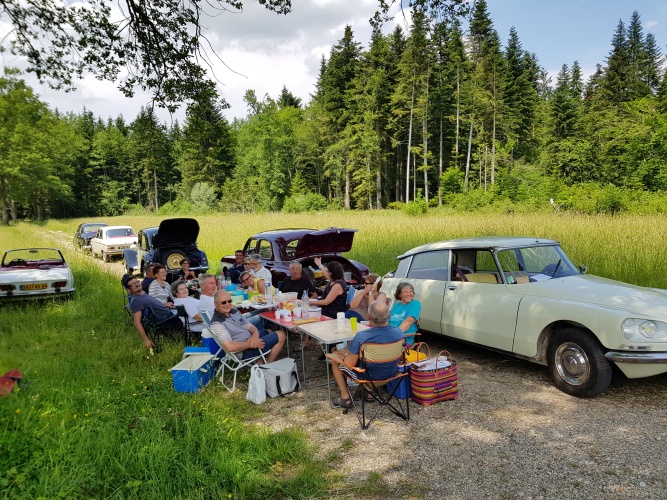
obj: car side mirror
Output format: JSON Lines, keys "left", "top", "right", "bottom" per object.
{"left": 579, "top": 264, "right": 588, "bottom": 274}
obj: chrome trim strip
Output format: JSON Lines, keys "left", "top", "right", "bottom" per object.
{"left": 605, "top": 351, "right": 667, "bottom": 364}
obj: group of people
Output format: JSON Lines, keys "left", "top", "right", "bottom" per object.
{"left": 122, "top": 253, "right": 422, "bottom": 408}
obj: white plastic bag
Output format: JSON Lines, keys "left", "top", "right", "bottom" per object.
{"left": 246, "top": 365, "right": 266, "bottom": 404}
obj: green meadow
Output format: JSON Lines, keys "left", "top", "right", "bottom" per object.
{"left": 2, "top": 211, "right": 667, "bottom": 498}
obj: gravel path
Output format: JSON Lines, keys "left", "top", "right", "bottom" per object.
{"left": 256, "top": 333, "right": 667, "bottom": 499}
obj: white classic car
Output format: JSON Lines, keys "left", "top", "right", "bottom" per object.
{"left": 0, "top": 248, "right": 75, "bottom": 300}
{"left": 90, "top": 225, "right": 137, "bottom": 262}
{"left": 382, "top": 237, "right": 667, "bottom": 398}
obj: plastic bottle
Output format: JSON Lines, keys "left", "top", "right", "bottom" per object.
{"left": 301, "top": 290, "right": 309, "bottom": 318}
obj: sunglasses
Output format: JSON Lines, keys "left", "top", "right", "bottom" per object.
{"left": 217, "top": 300, "right": 232, "bottom": 305}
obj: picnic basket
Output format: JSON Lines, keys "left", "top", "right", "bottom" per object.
{"left": 410, "top": 343, "right": 458, "bottom": 406}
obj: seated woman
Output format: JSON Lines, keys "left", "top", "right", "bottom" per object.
{"left": 346, "top": 273, "right": 386, "bottom": 321}
{"left": 148, "top": 264, "right": 175, "bottom": 306}
{"left": 177, "top": 258, "right": 196, "bottom": 281}
{"left": 309, "top": 258, "right": 348, "bottom": 319}
{"left": 239, "top": 271, "right": 266, "bottom": 297}
{"left": 389, "top": 282, "right": 421, "bottom": 347}
{"left": 171, "top": 280, "right": 205, "bottom": 332}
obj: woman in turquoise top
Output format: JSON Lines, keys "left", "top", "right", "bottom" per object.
{"left": 389, "top": 282, "right": 421, "bottom": 347}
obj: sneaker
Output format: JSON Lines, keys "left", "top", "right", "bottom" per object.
{"left": 331, "top": 396, "right": 353, "bottom": 409}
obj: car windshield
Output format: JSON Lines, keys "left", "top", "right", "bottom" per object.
{"left": 107, "top": 228, "right": 136, "bottom": 238}
{"left": 496, "top": 245, "right": 580, "bottom": 282}
{"left": 84, "top": 224, "right": 106, "bottom": 233}
{"left": 2, "top": 249, "right": 65, "bottom": 266}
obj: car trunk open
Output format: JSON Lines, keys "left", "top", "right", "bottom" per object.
{"left": 294, "top": 228, "right": 357, "bottom": 259}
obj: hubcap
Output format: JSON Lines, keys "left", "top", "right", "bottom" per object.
{"left": 166, "top": 253, "right": 186, "bottom": 269}
{"left": 554, "top": 342, "right": 590, "bottom": 386}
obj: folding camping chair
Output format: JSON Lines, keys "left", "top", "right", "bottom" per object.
{"left": 174, "top": 305, "right": 205, "bottom": 346}
{"left": 200, "top": 327, "right": 271, "bottom": 392}
{"left": 329, "top": 339, "right": 410, "bottom": 430}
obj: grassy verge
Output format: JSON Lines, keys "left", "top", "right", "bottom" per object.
{"left": 0, "top": 224, "right": 327, "bottom": 499}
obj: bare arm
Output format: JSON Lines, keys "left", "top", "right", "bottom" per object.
{"left": 311, "top": 282, "right": 343, "bottom": 306}
{"left": 133, "top": 311, "right": 155, "bottom": 349}
{"left": 398, "top": 316, "right": 417, "bottom": 332}
{"left": 222, "top": 327, "right": 264, "bottom": 352}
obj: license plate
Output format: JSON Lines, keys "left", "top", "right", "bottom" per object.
{"left": 21, "top": 283, "right": 48, "bottom": 291}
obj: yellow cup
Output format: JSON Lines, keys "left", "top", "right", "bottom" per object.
{"left": 350, "top": 317, "right": 357, "bottom": 331}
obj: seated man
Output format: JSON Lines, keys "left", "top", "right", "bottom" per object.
{"left": 279, "top": 261, "right": 318, "bottom": 298}
{"left": 209, "top": 290, "right": 285, "bottom": 363}
{"left": 141, "top": 263, "right": 156, "bottom": 294}
{"left": 198, "top": 273, "right": 218, "bottom": 317}
{"left": 327, "top": 300, "right": 404, "bottom": 408}
{"left": 122, "top": 274, "right": 184, "bottom": 349}
{"left": 249, "top": 254, "right": 273, "bottom": 284}
{"left": 227, "top": 250, "right": 246, "bottom": 284}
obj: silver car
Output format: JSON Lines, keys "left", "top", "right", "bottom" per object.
{"left": 382, "top": 237, "right": 667, "bottom": 398}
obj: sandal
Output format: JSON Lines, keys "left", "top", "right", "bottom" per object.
{"left": 331, "top": 396, "right": 353, "bottom": 409}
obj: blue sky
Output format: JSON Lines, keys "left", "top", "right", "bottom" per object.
{"left": 487, "top": 0, "right": 667, "bottom": 78}
{"left": 2, "top": 0, "right": 665, "bottom": 122}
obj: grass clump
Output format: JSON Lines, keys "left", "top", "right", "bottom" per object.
{"left": 0, "top": 224, "right": 327, "bottom": 499}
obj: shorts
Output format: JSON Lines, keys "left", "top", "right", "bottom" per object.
{"left": 242, "top": 329, "right": 280, "bottom": 359}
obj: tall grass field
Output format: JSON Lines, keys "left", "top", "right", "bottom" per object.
{"left": 1, "top": 211, "right": 666, "bottom": 497}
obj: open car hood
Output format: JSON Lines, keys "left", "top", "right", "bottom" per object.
{"left": 154, "top": 218, "right": 200, "bottom": 248}
{"left": 294, "top": 228, "right": 358, "bottom": 259}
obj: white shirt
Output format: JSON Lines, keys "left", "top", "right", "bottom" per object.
{"left": 254, "top": 266, "right": 273, "bottom": 285}
{"left": 198, "top": 294, "right": 215, "bottom": 318}
{"left": 174, "top": 296, "right": 205, "bottom": 332}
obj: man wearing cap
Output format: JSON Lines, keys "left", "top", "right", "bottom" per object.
{"left": 122, "top": 274, "right": 184, "bottom": 349}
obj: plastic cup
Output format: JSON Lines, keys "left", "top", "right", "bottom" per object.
{"left": 350, "top": 317, "right": 357, "bottom": 331}
{"left": 243, "top": 291, "right": 249, "bottom": 300}
{"left": 294, "top": 307, "right": 302, "bottom": 318}
{"left": 337, "top": 312, "right": 346, "bottom": 332}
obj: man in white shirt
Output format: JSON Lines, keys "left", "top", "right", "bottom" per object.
{"left": 198, "top": 273, "right": 217, "bottom": 317}
{"left": 249, "top": 254, "right": 273, "bottom": 285}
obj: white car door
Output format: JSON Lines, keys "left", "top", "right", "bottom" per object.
{"left": 441, "top": 249, "right": 521, "bottom": 351}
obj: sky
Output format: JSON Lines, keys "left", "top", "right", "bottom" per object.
{"left": 1, "top": 0, "right": 666, "bottom": 124}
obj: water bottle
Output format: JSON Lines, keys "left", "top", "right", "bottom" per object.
{"left": 301, "top": 290, "right": 309, "bottom": 318}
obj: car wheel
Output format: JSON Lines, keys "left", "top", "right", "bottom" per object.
{"left": 547, "top": 328, "right": 612, "bottom": 398}
{"left": 162, "top": 250, "right": 187, "bottom": 270}
{"left": 102, "top": 252, "right": 109, "bottom": 263}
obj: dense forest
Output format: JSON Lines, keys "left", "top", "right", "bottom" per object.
{"left": 2, "top": 1, "right": 667, "bottom": 224}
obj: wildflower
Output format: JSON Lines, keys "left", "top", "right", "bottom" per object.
{"left": 15, "top": 408, "right": 20, "bottom": 414}
{"left": 73, "top": 414, "right": 77, "bottom": 419}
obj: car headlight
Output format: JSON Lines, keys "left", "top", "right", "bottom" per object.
{"left": 622, "top": 319, "right": 667, "bottom": 341}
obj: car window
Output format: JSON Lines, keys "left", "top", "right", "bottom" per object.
{"left": 497, "top": 245, "right": 579, "bottom": 281}
{"left": 476, "top": 250, "right": 499, "bottom": 272}
{"left": 393, "top": 256, "right": 412, "bottom": 279}
{"left": 258, "top": 240, "right": 273, "bottom": 260}
{"left": 285, "top": 239, "right": 299, "bottom": 259}
{"left": 141, "top": 233, "right": 149, "bottom": 251}
{"left": 406, "top": 250, "right": 450, "bottom": 281}
{"left": 245, "top": 239, "right": 258, "bottom": 255}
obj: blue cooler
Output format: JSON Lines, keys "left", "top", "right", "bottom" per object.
{"left": 386, "top": 364, "right": 411, "bottom": 399}
{"left": 170, "top": 354, "right": 215, "bottom": 393}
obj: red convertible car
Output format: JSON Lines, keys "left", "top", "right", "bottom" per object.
{"left": 221, "top": 228, "right": 370, "bottom": 287}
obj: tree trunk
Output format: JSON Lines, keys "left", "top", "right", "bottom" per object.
{"left": 406, "top": 71, "right": 415, "bottom": 204}
{"left": 455, "top": 70, "right": 460, "bottom": 161}
{"left": 344, "top": 155, "right": 350, "bottom": 209}
{"left": 438, "top": 112, "right": 443, "bottom": 206}
{"left": 465, "top": 120, "right": 473, "bottom": 190}
{"left": 154, "top": 168, "right": 159, "bottom": 211}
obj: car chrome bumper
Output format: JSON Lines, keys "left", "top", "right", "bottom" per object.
{"left": 605, "top": 351, "right": 667, "bottom": 364}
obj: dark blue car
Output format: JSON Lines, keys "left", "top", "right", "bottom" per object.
{"left": 123, "top": 218, "right": 209, "bottom": 282}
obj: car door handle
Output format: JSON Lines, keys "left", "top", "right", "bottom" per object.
{"left": 448, "top": 285, "right": 458, "bottom": 291}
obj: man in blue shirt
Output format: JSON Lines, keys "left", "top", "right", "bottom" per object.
{"left": 227, "top": 250, "right": 246, "bottom": 284}
{"left": 122, "top": 274, "right": 183, "bottom": 349}
{"left": 328, "top": 300, "right": 404, "bottom": 408}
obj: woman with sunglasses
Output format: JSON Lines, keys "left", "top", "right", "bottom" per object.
{"left": 346, "top": 273, "right": 385, "bottom": 321}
